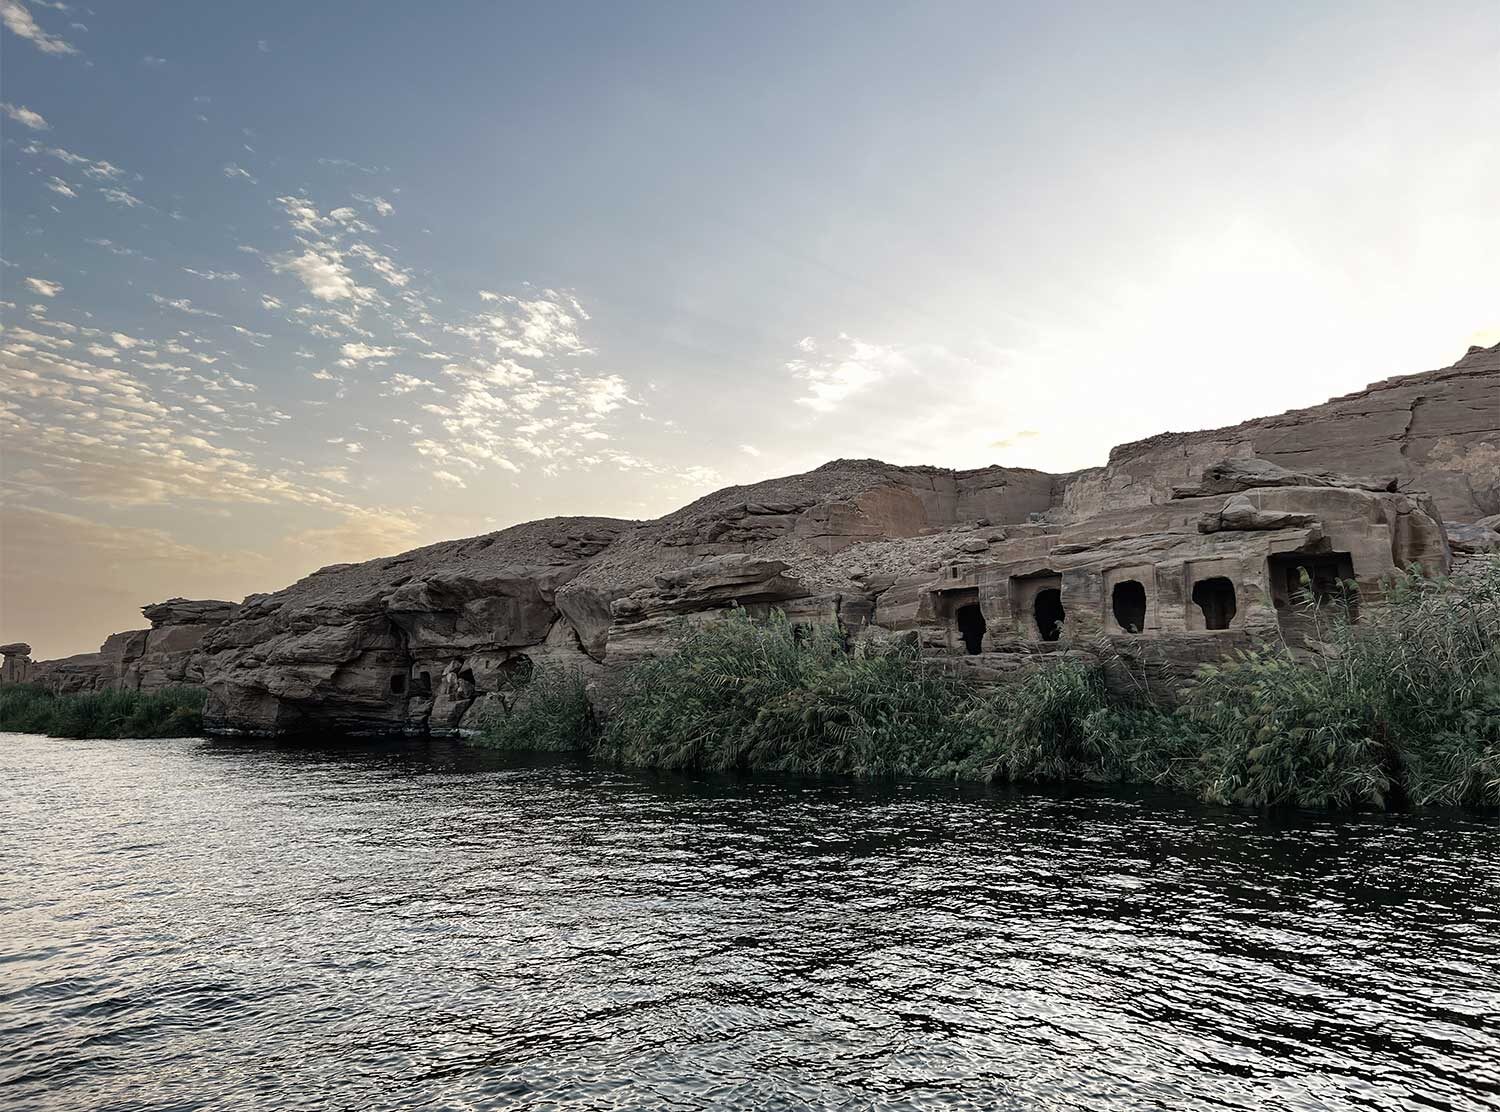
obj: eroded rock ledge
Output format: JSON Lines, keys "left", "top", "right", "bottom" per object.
{"left": 8, "top": 341, "right": 1498, "bottom": 736}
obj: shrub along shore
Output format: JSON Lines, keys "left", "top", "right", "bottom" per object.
{"left": 480, "top": 563, "right": 1500, "bottom": 810}
{"left": 5, "top": 565, "right": 1494, "bottom": 809}
{"left": 0, "top": 684, "right": 206, "bottom": 739}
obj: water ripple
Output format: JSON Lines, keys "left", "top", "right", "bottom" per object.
{"left": 1, "top": 733, "right": 1498, "bottom": 1111}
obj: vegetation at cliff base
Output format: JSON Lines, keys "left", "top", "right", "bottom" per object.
{"left": 473, "top": 665, "right": 595, "bottom": 752}
{"left": 0, "top": 685, "right": 207, "bottom": 739}
{"left": 475, "top": 562, "right": 1500, "bottom": 810}
{"left": 597, "top": 618, "right": 982, "bottom": 777}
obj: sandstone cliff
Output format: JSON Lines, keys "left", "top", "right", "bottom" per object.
{"left": 1059, "top": 342, "right": 1500, "bottom": 523}
{"left": 25, "top": 599, "right": 235, "bottom": 695}
{"left": 12, "top": 341, "right": 1499, "bottom": 737}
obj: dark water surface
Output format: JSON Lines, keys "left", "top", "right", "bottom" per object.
{"left": 3, "top": 733, "right": 1499, "bottom": 1111}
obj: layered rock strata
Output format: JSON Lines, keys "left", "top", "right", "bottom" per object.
{"left": 1060, "top": 342, "right": 1500, "bottom": 523}
{"left": 26, "top": 599, "right": 237, "bottom": 694}
{"left": 9, "top": 341, "right": 1499, "bottom": 735}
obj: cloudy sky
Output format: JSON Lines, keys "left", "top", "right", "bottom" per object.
{"left": 2, "top": 0, "right": 1497, "bottom": 658}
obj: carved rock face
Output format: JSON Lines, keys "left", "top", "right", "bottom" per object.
{"left": 14, "top": 343, "right": 1497, "bottom": 735}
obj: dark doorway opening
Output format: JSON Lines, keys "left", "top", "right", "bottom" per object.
{"left": 1111, "top": 580, "right": 1147, "bottom": 633}
{"left": 499, "top": 655, "right": 534, "bottom": 684}
{"left": 956, "top": 603, "right": 986, "bottom": 655}
{"left": 1192, "top": 577, "right": 1237, "bottom": 630}
{"left": 1268, "top": 552, "right": 1358, "bottom": 616}
{"left": 390, "top": 673, "right": 407, "bottom": 695}
{"left": 1034, "top": 589, "right": 1065, "bottom": 642}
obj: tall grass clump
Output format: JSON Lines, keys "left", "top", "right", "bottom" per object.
{"left": 475, "top": 664, "right": 597, "bottom": 751}
{"left": 478, "top": 560, "right": 1500, "bottom": 811}
{"left": 1180, "top": 563, "right": 1500, "bottom": 808}
{"left": 0, "top": 684, "right": 207, "bottom": 738}
{"left": 599, "top": 611, "right": 985, "bottom": 777}
{"left": 965, "top": 660, "right": 1193, "bottom": 787}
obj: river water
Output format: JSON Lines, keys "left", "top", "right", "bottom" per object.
{"left": 2, "top": 732, "right": 1498, "bottom": 1111}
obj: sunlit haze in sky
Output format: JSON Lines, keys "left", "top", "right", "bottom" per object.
{"left": 2, "top": 0, "right": 1497, "bottom": 657}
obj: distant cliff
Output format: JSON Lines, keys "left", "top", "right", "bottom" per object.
{"left": 1059, "top": 341, "right": 1500, "bottom": 522}
{"left": 5, "top": 341, "right": 1497, "bottom": 739}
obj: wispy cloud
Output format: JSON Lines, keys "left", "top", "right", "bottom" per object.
{"left": 0, "top": 0, "right": 78, "bottom": 55}
{"left": 384, "top": 372, "right": 435, "bottom": 396}
{"left": 222, "top": 163, "right": 257, "bottom": 184}
{"left": 786, "top": 335, "right": 903, "bottom": 412}
{"left": 100, "top": 186, "right": 144, "bottom": 208}
{"left": 150, "top": 293, "right": 221, "bottom": 318}
{"left": 479, "top": 291, "right": 593, "bottom": 358}
{"left": 44, "top": 176, "right": 75, "bottom": 197}
{"left": 1, "top": 102, "right": 48, "bottom": 129}
{"left": 317, "top": 157, "right": 382, "bottom": 174}
{"left": 353, "top": 193, "right": 394, "bottom": 217}
{"left": 338, "top": 341, "right": 397, "bottom": 365}
{"left": 24, "top": 277, "right": 62, "bottom": 298}
{"left": 275, "top": 248, "right": 372, "bottom": 303}
{"left": 86, "top": 237, "right": 147, "bottom": 258}
{"left": 347, "top": 243, "right": 409, "bottom": 288}
{"left": 22, "top": 142, "right": 125, "bottom": 180}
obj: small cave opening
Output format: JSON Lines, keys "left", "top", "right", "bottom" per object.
{"left": 499, "top": 655, "right": 534, "bottom": 685}
{"left": 1269, "top": 552, "right": 1359, "bottom": 616}
{"left": 390, "top": 673, "right": 407, "bottom": 695}
{"left": 1034, "top": 588, "right": 1065, "bottom": 642}
{"left": 956, "top": 603, "right": 987, "bottom": 655}
{"left": 1111, "top": 580, "right": 1147, "bottom": 634}
{"left": 1192, "top": 577, "right": 1237, "bottom": 630}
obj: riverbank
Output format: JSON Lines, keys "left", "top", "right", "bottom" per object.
{"left": 478, "top": 564, "right": 1500, "bottom": 810}
{"left": 0, "top": 684, "right": 205, "bottom": 739}
{"left": 7, "top": 565, "right": 1495, "bottom": 810}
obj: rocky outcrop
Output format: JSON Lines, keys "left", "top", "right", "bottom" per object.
{"left": 1060, "top": 342, "right": 1500, "bottom": 524}
{"left": 127, "top": 599, "right": 238, "bottom": 690}
{"left": 1198, "top": 494, "right": 1320, "bottom": 534}
{"left": 0, "top": 643, "right": 33, "bottom": 685}
{"left": 195, "top": 517, "right": 631, "bottom": 736}
{"left": 8, "top": 341, "right": 1496, "bottom": 735}
{"left": 26, "top": 599, "right": 236, "bottom": 694}
{"left": 1446, "top": 522, "right": 1500, "bottom": 554}
{"left": 1173, "top": 457, "right": 1397, "bottom": 499}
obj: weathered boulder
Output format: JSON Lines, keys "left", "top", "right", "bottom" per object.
{"left": 1446, "top": 522, "right": 1500, "bottom": 554}
{"left": 0, "top": 643, "right": 33, "bottom": 685}
{"left": 1173, "top": 457, "right": 1396, "bottom": 498}
{"left": 1198, "top": 493, "right": 1320, "bottom": 533}
{"left": 141, "top": 599, "right": 237, "bottom": 626}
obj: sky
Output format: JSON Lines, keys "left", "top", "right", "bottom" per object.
{"left": 2, "top": 0, "right": 1498, "bottom": 659}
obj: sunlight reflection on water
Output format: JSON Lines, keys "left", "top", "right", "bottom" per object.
{"left": 2, "top": 732, "right": 1498, "bottom": 1111}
